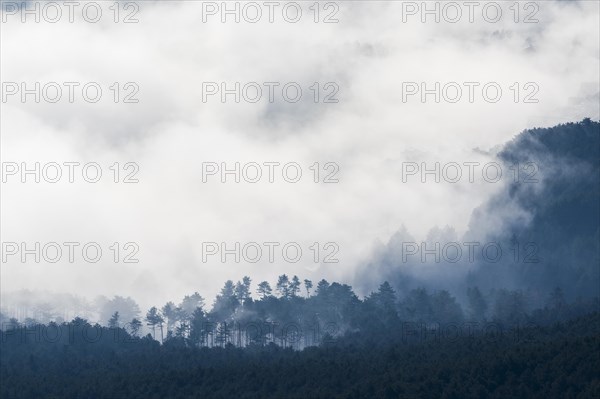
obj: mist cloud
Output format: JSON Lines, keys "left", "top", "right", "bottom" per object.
{"left": 1, "top": 0, "right": 598, "bottom": 312}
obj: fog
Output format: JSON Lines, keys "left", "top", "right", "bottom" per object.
{"left": 1, "top": 0, "right": 599, "bottom": 315}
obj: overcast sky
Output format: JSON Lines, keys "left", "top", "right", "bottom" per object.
{"left": 1, "top": 0, "right": 599, "bottom": 309}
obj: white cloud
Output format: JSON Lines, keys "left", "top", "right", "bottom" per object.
{"left": 1, "top": 0, "right": 598, "bottom": 310}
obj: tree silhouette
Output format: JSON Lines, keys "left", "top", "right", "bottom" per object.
{"left": 145, "top": 307, "right": 163, "bottom": 341}
{"left": 108, "top": 311, "right": 120, "bottom": 328}
{"left": 161, "top": 302, "right": 177, "bottom": 334}
{"left": 211, "top": 280, "right": 239, "bottom": 321}
{"left": 276, "top": 275, "right": 290, "bottom": 298}
{"left": 257, "top": 281, "right": 272, "bottom": 299}
{"left": 304, "top": 279, "right": 313, "bottom": 297}
{"left": 129, "top": 318, "right": 142, "bottom": 336}
{"left": 290, "top": 275, "right": 301, "bottom": 297}
{"left": 235, "top": 276, "right": 252, "bottom": 304}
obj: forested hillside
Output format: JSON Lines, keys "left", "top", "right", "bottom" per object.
{"left": 2, "top": 311, "right": 599, "bottom": 398}
{"left": 365, "top": 119, "right": 600, "bottom": 300}
{"left": 468, "top": 118, "right": 600, "bottom": 297}
{"left": 1, "top": 120, "right": 599, "bottom": 398}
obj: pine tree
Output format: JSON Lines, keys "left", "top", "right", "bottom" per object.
{"left": 290, "top": 275, "right": 301, "bottom": 297}
{"left": 257, "top": 281, "right": 272, "bottom": 299}
{"left": 145, "top": 307, "right": 164, "bottom": 341}
{"left": 276, "top": 275, "right": 290, "bottom": 298}
{"left": 235, "top": 276, "right": 252, "bottom": 304}
{"left": 130, "top": 318, "right": 142, "bottom": 336}
{"left": 108, "top": 311, "right": 120, "bottom": 328}
{"left": 161, "top": 302, "right": 177, "bottom": 334}
{"left": 304, "top": 279, "right": 313, "bottom": 297}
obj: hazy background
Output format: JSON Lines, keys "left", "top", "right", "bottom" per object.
{"left": 1, "top": 0, "right": 599, "bottom": 315}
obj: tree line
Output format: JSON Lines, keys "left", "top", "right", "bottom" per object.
{"left": 3, "top": 275, "right": 597, "bottom": 350}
